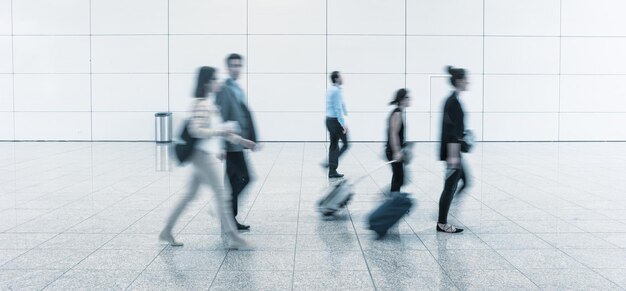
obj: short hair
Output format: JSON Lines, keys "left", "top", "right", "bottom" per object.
{"left": 194, "top": 66, "right": 216, "bottom": 98}
{"left": 330, "top": 71, "right": 340, "bottom": 84}
{"left": 446, "top": 66, "right": 467, "bottom": 87}
{"left": 226, "top": 53, "right": 243, "bottom": 67}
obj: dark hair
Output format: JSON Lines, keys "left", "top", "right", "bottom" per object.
{"left": 194, "top": 66, "right": 216, "bottom": 98}
{"left": 226, "top": 53, "right": 243, "bottom": 67}
{"left": 330, "top": 71, "right": 340, "bottom": 84}
{"left": 389, "top": 88, "right": 409, "bottom": 105}
{"left": 447, "top": 66, "right": 466, "bottom": 87}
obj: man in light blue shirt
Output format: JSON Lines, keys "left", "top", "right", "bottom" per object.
{"left": 325, "top": 71, "right": 349, "bottom": 178}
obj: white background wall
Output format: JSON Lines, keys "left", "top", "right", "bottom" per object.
{"left": 1, "top": 0, "right": 626, "bottom": 142}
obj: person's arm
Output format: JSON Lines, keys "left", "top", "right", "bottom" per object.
{"left": 446, "top": 101, "right": 463, "bottom": 166}
{"left": 333, "top": 89, "right": 346, "bottom": 127}
{"left": 188, "top": 100, "right": 228, "bottom": 138}
{"left": 389, "top": 112, "right": 403, "bottom": 161}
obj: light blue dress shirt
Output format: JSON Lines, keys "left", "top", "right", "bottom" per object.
{"left": 326, "top": 85, "right": 347, "bottom": 126}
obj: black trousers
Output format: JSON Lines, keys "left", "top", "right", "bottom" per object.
{"left": 438, "top": 161, "right": 469, "bottom": 224}
{"left": 326, "top": 118, "right": 349, "bottom": 172}
{"left": 226, "top": 151, "right": 250, "bottom": 218}
{"left": 386, "top": 150, "right": 404, "bottom": 192}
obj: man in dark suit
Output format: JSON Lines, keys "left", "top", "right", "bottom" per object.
{"left": 216, "top": 53, "right": 257, "bottom": 231}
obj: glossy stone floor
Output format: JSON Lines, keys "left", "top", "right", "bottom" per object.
{"left": 0, "top": 142, "right": 625, "bottom": 290}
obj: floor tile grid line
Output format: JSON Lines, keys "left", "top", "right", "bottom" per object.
{"left": 0, "top": 173, "right": 169, "bottom": 286}
{"left": 355, "top": 144, "right": 464, "bottom": 290}
{"left": 394, "top": 147, "right": 550, "bottom": 290}
{"left": 40, "top": 175, "right": 188, "bottom": 290}
{"left": 406, "top": 147, "right": 625, "bottom": 287}
{"left": 290, "top": 143, "right": 306, "bottom": 291}
{"left": 0, "top": 145, "right": 155, "bottom": 212}
{"left": 0, "top": 149, "right": 149, "bottom": 236}
{"left": 206, "top": 144, "right": 285, "bottom": 290}
{"left": 347, "top": 146, "right": 422, "bottom": 291}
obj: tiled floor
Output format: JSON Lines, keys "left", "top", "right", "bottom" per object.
{"left": 0, "top": 142, "right": 625, "bottom": 290}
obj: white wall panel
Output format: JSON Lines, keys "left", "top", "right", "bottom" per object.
{"left": 169, "top": 0, "right": 246, "bottom": 34}
{"left": 92, "top": 112, "right": 154, "bottom": 141}
{"left": 560, "top": 113, "right": 626, "bottom": 141}
{"left": 340, "top": 74, "right": 405, "bottom": 112}
{"left": 14, "top": 112, "right": 91, "bottom": 140}
{"left": 562, "top": 0, "right": 626, "bottom": 36}
{"left": 406, "top": 36, "right": 482, "bottom": 74}
{"left": 561, "top": 38, "right": 626, "bottom": 74}
{"left": 429, "top": 75, "right": 483, "bottom": 113}
{"left": 12, "top": 0, "right": 89, "bottom": 35}
{"left": 483, "top": 113, "right": 558, "bottom": 141}
{"left": 0, "top": 112, "right": 13, "bottom": 140}
{"left": 328, "top": 0, "right": 404, "bottom": 35}
{"left": 405, "top": 74, "right": 430, "bottom": 112}
{"left": 405, "top": 112, "right": 430, "bottom": 141}
{"left": 169, "top": 35, "right": 246, "bottom": 74}
{"left": 14, "top": 74, "right": 90, "bottom": 111}
{"left": 407, "top": 0, "right": 483, "bottom": 36}
{"left": 91, "top": 0, "right": 167, "bottom": 34}
{"left": 13, "top": 36, "right": 90, "bottom": 73}
{"left": 328, "top": 36, "right": 404, "bottom": 74}
{"left": 91, "top": 36, "right": 167, "bottom": 73}
{"left": 248, "top": 35, "right": 325, "bottom": 73}
{"left": 560, "top": 75, "right": 626, "bottom": 112}
{"left": 0, "top": 75, "right": 12, "bottom": 111}
{"left": 484, "top": 37, "right": 560, "bottom": 74}
{"left": 254, "top": 112, "right": 326, "bottom": 141}
{"left": 249, "top": 0, "right": 325, "bottom": 34}
{"left": 0, "top": 36, "right": 11, "bottom": 73}
{"left": 0, "top": 0, "right": 11, "bottom": 35}
{"left": 92, "top": 74, "right": 168, "bottom": 112}
{"left": 248, "top": 74, "right": 326, "bottom": 112}
{"left": 484, "top": 75, "right": 559, "bottom": 112}
{"left": 485, "top": 0, "right": 560, "bottom": 36}
{"left": 346, "top": 112, "right": 387, "bottom": 142}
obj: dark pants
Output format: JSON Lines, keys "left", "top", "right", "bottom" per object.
{"left": 226, "top": 151, "right": 250, "bottom": 218}
{"left": 326, "top": 118, "right": 349, "bottom": 172}
{"left": 386, "top": 150, "right": 404, "bottom": 192}
{"left": 438, "top": 161, "right": 468, "bottom": 224}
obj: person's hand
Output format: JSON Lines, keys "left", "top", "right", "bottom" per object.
{"left": 217, "top": 151, "right": 226, "bottom": 160}
{"left": 240, "top": 139, "right": 256, "bottom": 150}
{"left": 447, "top": 156, "right": 460, "bottom": 168}
{"left": 342, "top": 125, "right": 348, "bottom": 134}
{"left": 392, "top": 151, "right": 404, "bottom": 162}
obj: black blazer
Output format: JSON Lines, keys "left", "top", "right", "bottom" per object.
{"left": 439, "top": 92, "right": 465, "bottom": 161}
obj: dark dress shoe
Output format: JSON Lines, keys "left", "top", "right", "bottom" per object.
{"left": 328, "top": 172, "right": 344, "bottom": 178}
{"left": 236, "top": 222, "right": 250, "bottom": 231}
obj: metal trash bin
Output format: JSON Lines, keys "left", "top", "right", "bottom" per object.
{"left": 155, "top": 112, "right": 172, "bottom": 143}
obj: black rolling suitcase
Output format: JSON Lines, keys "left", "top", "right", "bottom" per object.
{"left": 368, "top": 192, "right": 413, "bottom": 238}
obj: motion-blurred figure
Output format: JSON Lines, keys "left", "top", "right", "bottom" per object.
{"left": 325, "top": 71, "right": 350, "bottom": 178}
{"left": 216, "top": 54, "right": 257, "bottom": 231}
{"left": 437, "top": 66, "right": 471, "bottom": 233}
{"left": 160, "top": 66, "right": 253, "bottom": 248}
{"left": 386, "top": 89, "right": 411, "bottom": 192}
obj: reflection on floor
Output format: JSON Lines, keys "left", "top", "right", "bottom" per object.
{"left": 0, "top": 142, "right": 625, "bottom": 290}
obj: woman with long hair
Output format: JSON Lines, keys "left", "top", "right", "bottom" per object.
{"left": 160, "top": 66, "right": 254, "bottom": 249}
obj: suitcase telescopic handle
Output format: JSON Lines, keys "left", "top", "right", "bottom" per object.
{"left": 350, "top": 160, "right": 398, "bottom": 186}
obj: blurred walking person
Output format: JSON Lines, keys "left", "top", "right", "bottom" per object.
{"left": 160, "top": 66, "right": 254, "bottom": 248}
{"left": 325, "top": 71, "right": 349, "bottom": 178}
{"left": 386, "top": 89, "right": 410, "bottom": 192}
{"left": 437, "top": 66, "right": 472, "bottom": 233}
{"left": 216, "top": 54, "right": 258, "bottom": 231}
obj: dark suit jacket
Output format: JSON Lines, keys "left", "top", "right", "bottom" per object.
{"left": 439, "top": 91, "right": 465, "bottom": 161}
{"left": 215, "top": 79, "right": 257, "bottom": 152}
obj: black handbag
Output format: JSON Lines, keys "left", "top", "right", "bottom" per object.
{"left": 174, "top": 119, "right": 198, "bottom": 164}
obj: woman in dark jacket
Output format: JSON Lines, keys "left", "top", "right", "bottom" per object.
{"left": 437, "top": 66, "right": 470, "bottom": 233}
{"left": 386, "top": 88, "right": 410, "bottom": 192}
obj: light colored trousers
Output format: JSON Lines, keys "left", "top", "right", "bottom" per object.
{"left": 163, "top": 149, "right": 241, "bottom": 241}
